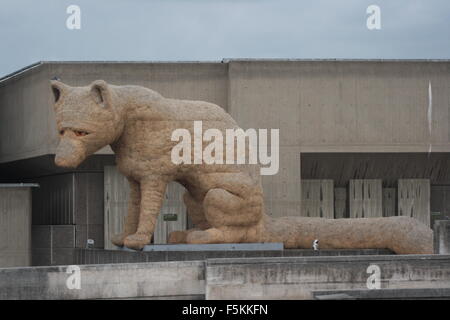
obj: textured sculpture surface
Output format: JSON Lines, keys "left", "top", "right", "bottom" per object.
{"left": 51, "top": 80, "right": 433, "bottom": 254}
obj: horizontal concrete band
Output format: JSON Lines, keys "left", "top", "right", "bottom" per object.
{"left": 122, "top": 243, "right": 284, "bottom": 252}
{"left": 75, "top": 248, "right": 393, "bottom": 265}
{"left": 0, "top": 261, "right": 205, "bottom": 300}
{"left": 313, "top": 288, "right": 450, "bottom": 300}
{"left": 1, "top": 254, "right": 450, "bottom": 299}
{"left": 205, "top": 254, "right": 450, "bottom": 300}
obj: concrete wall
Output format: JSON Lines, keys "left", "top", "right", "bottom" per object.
{"left": 32, "top": 172, "right": 104, "bottom": 226}
{"left": 32, "top": 225, "right": 104, "bottom": 266}
{"left": 228, "top": 60, "right": 450, "bottom": 216}
{"left": 3, "top": 253, "right": 448, "bottom": 300}
{"left": 0, "top": 64, "right": 54, "bottom": 163}
{"left": 228, "top": 60, "right": 450, "bottom": 153}
{"left": 0, "top": 187, "right": 31, "bottom": 267}
{"left": 28, "top": 172, "right": 104, "bottom": 265}
{"left": 206, "top": 255, "right": 450, "bottom": 299}
{"left": 0, "top": 261, "right": 205, "bottom": 300}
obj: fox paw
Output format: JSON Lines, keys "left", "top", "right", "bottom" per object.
{"left": 124, "top": 232, "right": 151, "bottom": 250}
{"left": 111, "top": 233, "right": 128, "bottom": 247}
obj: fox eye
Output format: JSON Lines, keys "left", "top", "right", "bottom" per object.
{"left": 74, "top": 130, "right": 88, "bottom": 137}
{"left": 59, "top": 129, "right": 65, "bottom": 135}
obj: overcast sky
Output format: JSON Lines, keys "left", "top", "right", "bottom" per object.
{"left": 0, "top": 0, "right": 449, "bottom": 77}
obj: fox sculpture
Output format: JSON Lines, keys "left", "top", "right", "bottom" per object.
{"left": 51, "top": 79, "right": 433, "bottom": 253}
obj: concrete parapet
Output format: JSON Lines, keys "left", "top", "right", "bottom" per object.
{"left": 313, "top": 288, "right": 450, "bottom": 300}
{"left": 74, "top": 248, "right": 393, "bottom": 265}
{"left": 2, "top": 253, "right": 449, "bottom": 299}
{"left": 205, "top": 255, "right": 450, "bottom": 299}
{"left": 0, "top": 261, "right": 204, "bottom": 300}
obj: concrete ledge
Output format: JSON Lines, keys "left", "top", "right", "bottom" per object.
{"left": 75, "top": 248, "right": 393, "bottom": 265}
{"left": 5, "top": 253, "right": 448, "bottom": 300}
{"left": 122, "top": 243, "right": 284, "bottom": 251}
{"left": 205, "top": 255, "right": 450, "bottom": 300}
{"left": 0, "top": 261, "right": 205, "bottom": 300}
{"left": 313, "top": 288, "right": 450, "bottom": 300}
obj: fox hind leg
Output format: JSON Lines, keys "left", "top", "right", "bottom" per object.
{"left": 186, "top": 173, "right": 265, "bottom": 244}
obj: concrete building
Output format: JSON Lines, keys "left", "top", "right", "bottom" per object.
{"left": 0, "top": 60, "right": 449, "bottom": 267}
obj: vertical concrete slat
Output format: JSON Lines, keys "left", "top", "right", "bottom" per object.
{"left": 349, "top": 179, "right": 382, "bottom": 218}
{"left": 301, "top": 180, "right": 334, "bottom": 219}
{"left": 398, "top": 179, "right": 430, "bottom": 227}
{"left": 382, "top": 188, "right": 397, "bottom": 217}
{"left": 383, "top": 188, "right": 397, "bottom": 217}
{"left": 334, "top": 187, "right": 347, "bottom": 219}
{"left": 434, "top": 220, "right": 450, "bottom": 254}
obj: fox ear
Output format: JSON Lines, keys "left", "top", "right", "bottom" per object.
{"left": 50, "top": 80, "right": 68, "bottom": 104}
{"left": 90, "top": 80, "right": 111, "bottom": 108}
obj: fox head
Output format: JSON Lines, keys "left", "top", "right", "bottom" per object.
{"left": 51, "top": 80, "right": 124, "bottom": 168}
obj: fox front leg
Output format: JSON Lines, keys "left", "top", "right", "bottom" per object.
{"left": 123, "top": 176, "right": 168, "bottom": 250}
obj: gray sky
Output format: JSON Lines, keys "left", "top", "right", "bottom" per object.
{"left": 1, "top": 0, "right": 449, "bottom": 77}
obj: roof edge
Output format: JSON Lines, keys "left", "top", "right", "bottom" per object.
{"left": 2, "top": 59, "right": 450, "bottom": 83}
{"left": 0, "top": 62, "right": 43, "bottom": 83}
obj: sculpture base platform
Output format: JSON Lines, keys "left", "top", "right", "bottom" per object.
{"left": 120, "top": 242, "right": 284, "bottom": 252}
